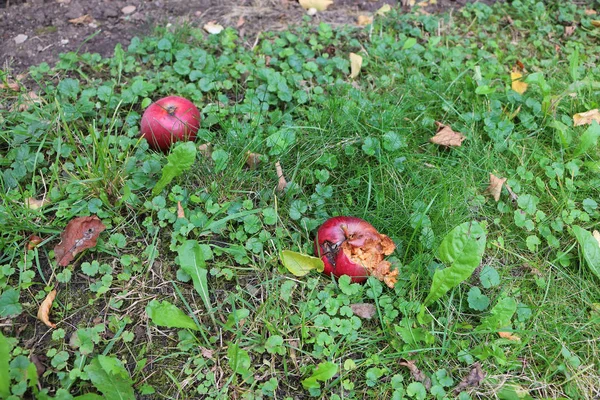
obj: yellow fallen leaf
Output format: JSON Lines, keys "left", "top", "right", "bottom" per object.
{"left": 593, "top": 230, "right": 600, "bottom": 246}
{"left": 38, "top": 290, "right": 57, "bottom": 329}
{"left": 376, "top": 4, "right": 392, "bottom": 16}
{"left": 357, "top": 15, "right": 373, "bottom": 26}
{"left": 511, "top": 71, "right": 528, "bottom": 94}
{"left": 177, "top": 201, "right": 185, "bottom": 219}
{"left": 573, "top": 109, "right": 600, "bottom": 126}
{"left": 486, "top": 173, "right": 507, "bottom": 202}
{"left": 245, "top": 152, "right": 262, "bottom": 169}
{"left": 430, "top": 121, "right": 466, "bottom": 147}
{"left": 203, "top": 21, "right": 224, "bottom": 34}
{"left": 592, "top": 20, "right": 600, "bottom": 28}
{"left": 349, "top": 53, "right": 363, "bottom": 79}
{"left": 298, "top": 0, "right": 333, "bottom": 11}
{"left": 498, "top": 331, "right": 521, "bottom": 341}
{"left": 25, "top": 197, "right": 50, "bottom": 210}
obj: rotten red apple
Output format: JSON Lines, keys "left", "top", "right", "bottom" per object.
{"left": 140, "top": 96, "right": 200, "bottom": 151}
{"left": 314, "top": 216, "right": 398, "bottom": 288}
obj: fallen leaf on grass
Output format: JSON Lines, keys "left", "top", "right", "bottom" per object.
{"left": 27, "top": 235, "right": 43, "bottom": 251}
{"left": 573, "top": 109, "right": 600, "bottom": 126}
{"left": 399, "top": 359, "right": 431, "bottom": 390}
{"left": 54, "top": 216, "right": 106, "bottom": 266}
{"left": 299, "top": 0, "right": 333, "bottom": 11}
{"left": 280, "top": 250, "right": 324, "bottom": 277}
{"left": 245, "top": 152, "right": 261, "bottom": 169}
{"left": 200, "top": 347, "right": 214, "bottom": 359}
{"left": 198, "top": 143, "right": 213, "bottom": 158}
{"left": 0, "top": 81, "right": 20, "bottom": 91}
{"left": 593, "top": 230, "right": 600, "bottom": 246}
{"left": 430, "top": 122, "right": 466, "bottom": 147}
{"left": 375, "top": 4, "right": 392, "bottom": 16}
{"left": 236, "top": 16, "right": 245, "bottom": 28}
{"left": 453, "top": 362, "right": 485, "bottom": 394}
{"left": 486, "top": 173, "right": 507, "bottom": 202}
{"left": 564, "top": 25, "right": 576, "bottom": 37}
{"left": 511, "top": 63, "right": 528, "bottom": 95}
{"left": 38, "top": 290, "right": 57, "bottom": 328}
{"left": 177, "top": 201, "right": 185, "bottom": 219}
{"left": 350, "top": 303, "right": 376, "bottom": 319}
{"left": 357, "top": 15, "right": 373, "bottom": 26}
{"left": 68, "top": 14, "right": 95, "bottom": 25}
{"left": 349, "top": 53, "right": 363, "bottom": 79}
{"left": 592, "top": 20, "right": 600, "bottom": 28}
{"left": 275, "top": 161, "right": 287, "bottom": 192}
{"left": 204, "top": 21, "right": 224, "bottom": 34}
{"left": 25, "top": 197, "right": 49, "bottom": 210}
{"left": 585, "top": 9, "right": 597, "bottom": 15}
{"left": 11, "top": 91, "right": 41, "bottom": 112}
{"left": 498, "top": 331, "right": 521, "bottom": 341}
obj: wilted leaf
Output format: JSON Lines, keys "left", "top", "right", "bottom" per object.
{"left": 399, "top": 360, "right": 432, "bottom": 390}
{"left": 38, "top": 290, "right": 57, "bottom": 329}
{"left": 204, "top": 21, "right": 224, "bottom": 34}
{"left": 486, "top": 174, "right": 507, "bottom": 202}
{"left": 121, "top": 5, "right": 136, "bottom": 14}
{"left": 68, "top": 14, "right": 95, "bottom": 25}
{"left": 27, "top": 235, "right": 43, "bottom": 251}
{"left": 298, "top": 0, "right": 333, "bottom": 12}
{"left": 430, "top": 122, "right": 466, "bottom": 147}
{"left": 275, "top": 161, "right": 287, "bottom": 192}
{"left": 280, "top": 250, "right": 324, "bottom": 277}
{"left": 511, "top": 70, "right": 528, "bottom": 94}
{"left": 146, "top": 300, "right": 198, "bottom": 330}
{"left": 453, "top": 363, "right": 485, "bottom": 394}
{"left": 498, "top": 331, "right": 521, "bottom": 341}
{"left": 177, "top": 201, "right": 185, "bottom": 219}
{"left": 376, "top": 3, "right": 392, "bottom": 16}
{"left": 350, "top": 303, "right": 376, "bottom": 319}
{"left": 573, "top": 109, "right": 600, "bottom": 126}
{"left": 245, "top": 152, "right": 261, "bottom": 169}
{"left": 54, "top": 216, "right": 106, "bottom": 266}
{"left": 349, "top": 53, "right": 363, "bottom": 79}
{"left": 357, "top": 15, "right": 373, "bottom": 26}
{"left": 25, "top": 197, "right": 49, "bottom": 210}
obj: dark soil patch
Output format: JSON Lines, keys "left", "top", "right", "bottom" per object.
{"left": 0, "top": 0, "right": 496, "bottom": 73}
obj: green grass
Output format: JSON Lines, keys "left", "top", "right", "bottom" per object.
{"left": 1, "top": 0, "right": 600, "bottom": 398}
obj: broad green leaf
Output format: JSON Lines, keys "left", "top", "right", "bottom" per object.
{"left": 302, "top": 361, "right": 338, "bottom": 389}
{"left": 424, "top": 221, "right": 486, "bottom": 305}
{"left": 280, "top": 250, "right": 324, "bottom": 277}
{"left": 477, "top": 297, "right": 517, "bottom": 331}
{"left": 0, "top": 332, "right": 10, "bottom": 398}
{"left": 177, "top": 240, "right": 211, "bottom": 312}
{"left": 572, "top": 225, "right": 600, "bottom": 279}
{"left": 227, "top": 343, "right": 253, "bottom": 382}
{"left": 467, "top": 287, "right": 490, "bottom": 311}
{"left": 574, "top": 122, "right": 600, "bottom": 157}
{"left": 84, "top": 356, "right": 135, "bottom": 400}
{"left": 0, "top": 288, "right": 23, "bottom": 317}
{"left": 146, "top": 300, "right": 198, "bottom": 330}
{"left": 402, "top": 38, "right": 417, "bottom": 50}
{"left": 152, "top": 142, "right": 197, "bottom": 196}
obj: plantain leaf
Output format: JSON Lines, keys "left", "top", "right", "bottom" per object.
{"left": 177, "top": 240, "right": 211, "bottom": 312}
{"left": 0, "top": 332, "right": 10, "bottom": 398}
{"left": 574, "top": 122, "right": 600, "bottom": 157}
{"left": 424, "top": 221, "right": 486, "bottom": 305}
{"left": 152, "top": 141, "right": 197, "bottom": 196}
{"left": 146, "top": 300, "right": 198, "bottom": 330}
{"left": 280, "top": 250, "right": 324, "bottom": 277}
{"left": 572, "top": 225, "right": 600, "bottom": 279}
{"left": 84, "top": 356, "right": 135, "bottom": 400}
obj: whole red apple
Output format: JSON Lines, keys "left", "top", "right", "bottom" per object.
{"left": 314, "top": 216, "right": 398, "bottom": 288}
{"left": 140, "top": 96, "right": 200, "bottom": 151}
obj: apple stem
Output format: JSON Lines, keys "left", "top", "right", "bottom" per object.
{"left": 165, "top": 105, "right": 177, "bottom": 116}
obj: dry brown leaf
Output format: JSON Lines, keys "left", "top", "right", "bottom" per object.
{"left": 236, "top": 16, "right": 245, "bottom": 28}
{"left": 498, "top": 331, "right": 521, "bottom": 341}
{"left": 573, "top": 109, "right": 600, "bottom": 126}
{"left": 564, "top": 25, "right": 576, "bottom": 37}
{"left": 275, "top": 161, "right": 287, "bottom": 192}
{"left": 200, "top": 346, "right": 214, "bottom": 359}
{"left": 54, "top": 216, "right": 106, "bottom": 266}
{"left": 0, "top": 81, "right": 20, "bottom": 91}
{"left": 198, "top": 143, "right": 213, "bottom": 158}
{"left": 593, "top": 230, "right": 600, "bottom": 246}
{"left": 454, "top": 363, "right": 485, "bottom": 394}
{"left": 68, "top": 14, "right": 95, "bottom": 25}
{"left": 399, "top": 359, "right": 431, "bottom": 390}
{"left": 298, "top": 0, "right": 333, "bottom": 11}
{"left": 349, "top": 53, "right": 363, "bottom": 79}
{"left": 25, "top": 197, "right": 50, "bottom": 210}
{"left": 430, "top": 121, "right": 466, "bottom": 147}
{"left": 350, "top": 303, "right": 377, "bottom": 319}
{"left": 245, "top": 152, "right": 262, "bottom": 169}
{"left": 592, "top": 20, "right": 600, "bottom": 28}
{"left": 357, "top": 15, "right": 373, "bottom": 26}
{"left": 486, "top": 173, "right": 507, "bottom": 202}
{"left": 121, "top": 5, "right": 136, "bottom": 14}
{"left": 204, "top": 21, "right": 224, "bottom": 34}
{"left": 38, "top": 290, "right": 57, "bottom": 328}
{"left": 585, "top": 9, "right": 597, "bottom": 15}
{"left": 177, "top": 201, "right": 185, "bottom": 219}
{"left": 511, "top": 70, "right": 528, "bottom": 94}
{"left": 375, "top": 3, "right": 392, "bottom": 16}
{"left": 27, "top": 235, "right": 43, "bottom": 251}
{"left": 11, "top": 91, "right": 41, "bottom": 112}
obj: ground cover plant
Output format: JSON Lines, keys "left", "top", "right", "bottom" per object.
{"left": 1, "top": 0, "right": 600, "bottom": 398}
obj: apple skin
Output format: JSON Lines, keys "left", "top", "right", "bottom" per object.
{"left": 140, "top": 96, "right": 200, "bottom": 151}
{"left": 314, "top": 216, "right": 382, "bottom": 283}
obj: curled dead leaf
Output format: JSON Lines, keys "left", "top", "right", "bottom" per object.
{"left": 25, "top": 197, "right": 50, "bottom": 210}
{"left": 0, "top": 81, "right": 20, "bottom": 91}
{"left": 68, "top": 14, "right": 95, "bottom": 25}
{"left": 510, "top": 64, "right": 528, "bottom": 95}
{"left": 245, "top": 152, "right": 262, "bottom": 169}
{"left": 27, "top": 235, "right": 43, "bottom": 251}
{"left": 236, "top": 16, "right": 245, "bottom": 28}
{"left": 299, "top": 0, "right": 333, "bottom": 12}
{"left": 198, "top": 143, "right": 213, "bottom": 158}
{"left": 486, "top": 173, "right": 507, "bottom": 202}
{"left": 564, "top": 25, "right": 576, "bottom": 37}
{"left": 38, "top": 290, "right": 57, "bottom": 328}
{"left": 350, "top": 303, "right": 376, "bottom": 319}
{"left": 54, "top": 216, "right": 106, "bottom": 266}
{"left": 357, "top": 15, "right": 373, "bottom": 26}
{"left": 430, "top": 122, "right": 466, "bottom": 147}
{"left": 275, "top": 161, "right": 287, "bottom": 192}
{"left": 204, "top": 21, "right": 224, "bottom": 34}
{"left": 453, "top": 362, "right": 485, "bottom": 394}
{"left": 200, "top": 346, "right": 214, "bottom": 359}
{"left": 349, "top": 53, "right": 363, "bottom": 79}
{"left": 573, "top": 109, "right": 600, "bottom": 126}
{"left": 399, "top": 359, "right": 431, "bottom": 390}
{"left": 177, "top": 201, "right": 185, "bottom": 219}
{"left": 498, "top": 331, "right": 521, "bottom": 341}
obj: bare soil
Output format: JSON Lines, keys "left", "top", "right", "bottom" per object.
{"left": 0, "top": 0, "right": 495, "bottom": 73}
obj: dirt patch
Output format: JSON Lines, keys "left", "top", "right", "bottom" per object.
{"left": 0, "top": 0, "right": 495, "bottom": 73}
